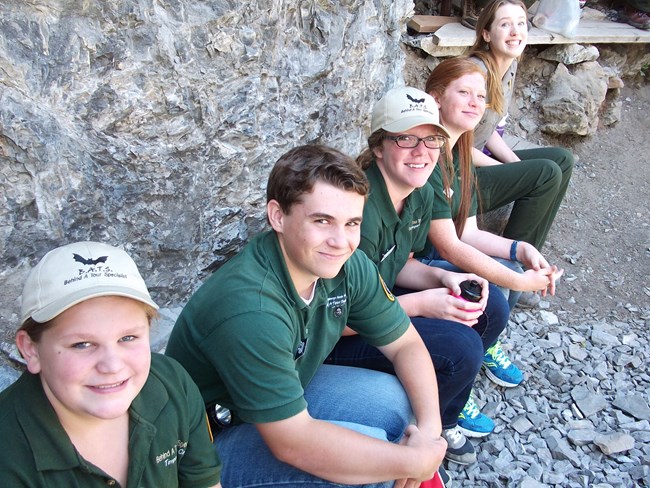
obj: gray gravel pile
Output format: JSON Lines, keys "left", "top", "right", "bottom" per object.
{"left": 1, "top": 302, "right": 648, "bottom": 487}
{"left": 451, "top": 302, "right": 650, "bottom": 487}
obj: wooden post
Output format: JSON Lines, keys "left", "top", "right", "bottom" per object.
{"left": 440, "top": 0, "right": 453, "bottom": 16}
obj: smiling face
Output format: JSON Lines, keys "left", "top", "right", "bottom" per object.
{"left": 268, "top": 181, "right": 365, "bottom": 298}
{"left": 435, "top": 73, "right": 487, "bottom": 139}
{"left": 482, "top": 3, "right": 528, "bottom": 61}
{"left": 17, "top": 296, "right": 151, "bottom": 428}
{"left": 373, "top": 125, "right": 443, "bottom": 200}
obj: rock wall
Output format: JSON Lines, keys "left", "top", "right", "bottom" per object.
{"left": 2, "top": 1, "right": 649, "bottom": 331}
{"left": 0, "top": 0, "right": 413, "bottom": 323}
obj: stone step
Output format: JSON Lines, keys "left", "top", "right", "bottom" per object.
{"left": 434, "top": 18, "right": 650, "bottom": 47}
{"left": 408, "top": 8, "right": 650, "bottom": 57}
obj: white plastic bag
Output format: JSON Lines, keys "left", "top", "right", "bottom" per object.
{"left": 532, "top": 0, "right": 581, "bottom": 38}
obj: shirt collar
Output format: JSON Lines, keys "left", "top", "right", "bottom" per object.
{"left": 263, "top": 231, "right": 347, "bottom": 307}
{"left": 366, "top": 162, "right": 423, "bottom": 225}
{"left": 15, "top": 373, "right": 82, "bottom": 472}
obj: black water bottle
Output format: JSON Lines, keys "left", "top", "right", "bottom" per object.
{"left": 459, "top": 279, "right": 482, "bottom": 303}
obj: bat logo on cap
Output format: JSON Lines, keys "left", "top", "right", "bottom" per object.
{"left": 73, "top": 253, "right": 109, "bottom": 265}
{"left": 407, "top": 94, "right": 425, "bottom": 104}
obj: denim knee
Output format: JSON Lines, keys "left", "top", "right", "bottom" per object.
{"left": 305, "top": 365, "right": 412, "bottom": 442}
{"left": 411, "top": 317, "right": 484, "bottom": 372}
{"left": 475, "top": 283, "right": 509, "bottom": 348}
{"left": 491, "top": 257, "right": 523, "bottom": 310}
{"left": 216, "top": 423, "right": 395, "bottom": 487}
{"left": 411, "top": 317, "right": 484, "bottom": 413}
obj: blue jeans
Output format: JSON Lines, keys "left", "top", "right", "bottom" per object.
{"left": 326, "top": 284, "right": 509, "bottom": 429}
{"left": 418, "top": 251, "right": 524, "bottom": 311}
{"left": 215, "top": 365, "right": 411, "bottom": 487}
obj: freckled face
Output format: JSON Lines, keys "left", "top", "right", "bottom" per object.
{"left": 436, "top": 73, "right": 487, "bottom": 136}
{"left": 22, "top": 296, "right": 151, "bottom": 425}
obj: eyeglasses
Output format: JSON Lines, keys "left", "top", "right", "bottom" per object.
{"left": 385, "top": 134, "right": 446, "bottom": 149}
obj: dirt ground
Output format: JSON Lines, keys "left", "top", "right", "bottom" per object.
{"left": 538, "top": 81, "right": 650, "bottom": 328}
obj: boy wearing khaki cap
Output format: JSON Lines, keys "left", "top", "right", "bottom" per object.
{"left": 0, "top": 241, "right": 221, "bottom": 488}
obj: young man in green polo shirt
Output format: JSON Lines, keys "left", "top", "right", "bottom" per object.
{"left": 165, "top": 144, "right": 447, "bottom": 487}
{"left": 0, "top": 241, "right": 221, "bottom": 488}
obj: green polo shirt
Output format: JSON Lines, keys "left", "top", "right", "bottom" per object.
{"left": 416, "top": 150, "right": 478, "bottom": 259}
{"left": 428, "top": 150, "right": 478, "bottom": 221}
{"left": 165, "top": 231, "right": 410, "bottom": 425}
{"left": 359, "top": 163, "right": 434, "bottom": 289}
{"left": 0, "top": 354, "right": 221, "bottom": 488}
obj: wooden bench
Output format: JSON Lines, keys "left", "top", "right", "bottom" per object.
{"left": 408, "top": 11, "right": 650, "bottom": 57}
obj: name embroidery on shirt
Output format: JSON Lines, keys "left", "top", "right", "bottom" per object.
{"left": 409, "top": 218, "right": 422, "bottom": 231}
{"left": 155, "top": 440, "right": 188, "bottom": 467}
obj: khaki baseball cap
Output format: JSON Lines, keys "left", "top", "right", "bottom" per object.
{"left": 20, "top": 241, "right": 158, "bottom": 325}
{"left": 371, "top": 86, "right": 450, "bottom": 138}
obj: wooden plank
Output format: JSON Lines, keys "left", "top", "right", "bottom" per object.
{"left": 432, "top": 22, "right": 475, "bottom": 47}
{"left": 416, "top": 36, "right": 469, "bottom": 58}
{"left": 527, "top": 20, "right": 650, "bottom": 44}
{"left": 407, "top": 15, "right": 460, "bottom": 33}
{"left": 433, "top": 18, "right": 650, "bottom": 47}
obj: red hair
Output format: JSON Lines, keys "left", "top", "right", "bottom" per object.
{"left": 425, "top": 58, "right": 487, "bottom": 237}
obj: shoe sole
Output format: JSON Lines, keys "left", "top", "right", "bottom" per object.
{"left": 458, "top": 424, "right": 492, "bottom": 438}
{"left": 444, "top": 453, "right": 477, "bottom": 465}
{"left": 515, "top": 292, "right": 541, "bottom": 309}
{"left": 483, "top": 364, "right": 522, "bottom": 388}
{"left": 515, "top": 298, "right": 540, "bottom": 309}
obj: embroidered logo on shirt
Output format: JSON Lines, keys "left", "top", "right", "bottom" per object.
{"left": 409, "top": 218, "right": 422, "bottom": 231}
{"left": 295, "top": 338, "right": 308, "bottom": 360}
{"left": 326, "top": 294, "right": 347, "bottom": 319}
{"left": 379, "top": 273, "right": 395, "bottom": 302}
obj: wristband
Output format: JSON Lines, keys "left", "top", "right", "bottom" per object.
{"left": 510, "top": 240, "right": 519, "bottom": 262}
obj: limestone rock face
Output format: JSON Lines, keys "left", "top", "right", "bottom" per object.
{"left": 541, "top": 62, "right": 609, "bottom": 136}
{"left": 0, "top": 0, "right": 412, "bottom": 311}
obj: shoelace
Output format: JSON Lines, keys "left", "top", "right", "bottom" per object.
{"left": 486, "top": 342, "right": 512, "bottom": 368}
{"left": 462, "top": 396, "right": 481, "bottom": 419}
{"left": 444, "top": 426, "right": 464, "bottom": 445}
